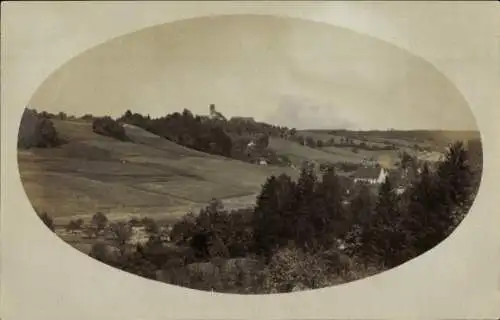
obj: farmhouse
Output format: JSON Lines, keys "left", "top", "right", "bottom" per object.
{"left": 127, "top": 225, "right": 150, "bottom": 245}
{"left": 394, "top": 186, "right": 406, "bottom": 195}
{"left": 351, "top": 166, "right": 388, "bottom": 184}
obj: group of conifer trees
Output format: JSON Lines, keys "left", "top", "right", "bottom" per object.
{"left": 252, "top": 140, "right": 480, "bottom": 269}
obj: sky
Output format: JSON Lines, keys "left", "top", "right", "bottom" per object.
{"left": 29, "top": 14, "right": 478, "bottom": 131}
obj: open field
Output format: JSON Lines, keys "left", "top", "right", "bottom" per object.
{"left": 268, "top": 137, "right": 364, "bottom": 166}
{"left": 18, "top": 120, "right": 298, "bottom": 224}
{"left": 302, "top": 129, "right": 480, "bottom": 150}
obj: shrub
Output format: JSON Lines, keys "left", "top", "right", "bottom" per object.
{"left": 260, "top": 246, "right": 342, "bottom": 293}
{"left": 18, "top": 109, "right": 64, "bottom": 149}
{"left": 92, "top": 116, "right": 129, "bottom": 141}
{"left": 80, "top": 114, "right": 94, "bottom": 121}
{"left": 91, "top": 212, "right": 108, "bottom": 232}
{"left": 66, "top": 218, "right": 84, "bottom": 232}
{"left": 89, "top": 242, "right": 120, "bottom": 264}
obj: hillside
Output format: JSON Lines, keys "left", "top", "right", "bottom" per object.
{"left": 18, "top": 119, "right": 297, "bottom": 224}
{"left": 303, "top": 129, "right": 480, "bottom": 150}
{"left": 268, "top": 137, "right": 364, "bottom": 167}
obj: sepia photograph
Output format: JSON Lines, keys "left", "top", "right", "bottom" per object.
{"left": 15, "top": 14, "right": 484, "bottom": 295}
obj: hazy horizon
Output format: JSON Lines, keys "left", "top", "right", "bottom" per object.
{"left": 26, "top": 106, "right": 481, "bottom": 133}
{"left": 29, "top": 15, "right": 478, "bottom": 131}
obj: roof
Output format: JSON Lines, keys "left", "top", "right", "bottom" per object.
{"left": 352, "top": 166, "right": 383, "bottom": 180}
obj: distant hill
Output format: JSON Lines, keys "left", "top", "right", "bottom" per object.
{"left": 307, "top": 129, "right": 480, "bottom": 148}
{"left": 268, "top": 137, "right": 364, "bottom": 168}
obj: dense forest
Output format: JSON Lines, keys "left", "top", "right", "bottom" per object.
{"left": 116, "top": 105, "right": 291, "bottom": 164}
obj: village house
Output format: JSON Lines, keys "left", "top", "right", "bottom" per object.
{"left": 127, "top": 225, "right": 150, "bottom": 245}
{"left": 394, "top": 186, "right": 406, "bottom": 195}
{"left": 351, "top": 166, "right": 388, "bottom": 184}
{"left": 247, "top": 140, "right": 257, "bottom": 149}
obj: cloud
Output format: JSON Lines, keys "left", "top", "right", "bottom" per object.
{"left": 266, "top": 95, "right": 357, "bottom": 130}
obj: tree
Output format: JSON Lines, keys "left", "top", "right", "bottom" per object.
{"left": 261, "top": 246, "right": 338, "bottom": 293}
{"left": 344, "top": 184, "right": 374, "bottom": 257}
{"left": 57, "top": 112, "right": 67, "bottom": 120}
{"left": 81, "top": 114, "right": 94, "bottom": 121}
{"left": 253, "top": 174, "right": 295, "bottom": 258}
{"left": 401, "top": 163, "right": 441, "bottom": 257}
{"left": 91, "top": 212, "right": 108, "bottom": 233}
{"left": 171, "top": 212, "right": 197, "bottom": 244}
{"left": 178, "top": 198, "right": 233, "bottom": 261}
{"left": 466, "top": 139, "right": 482, "bottom": 171}
{"left": 305, "top": 136, "right": 316, "bottom": 148}
{"left": 349, "top": 185, "right": 373, "bottom": 226}
{"left": 66, "top": 218, "right": 84, "bottom": 233}
{"left": 292, "top": 163, "right": 318, "bottom": 248}
{"left": 297, "top": 136, "right": 306, "bottom": 146}
{"left": 18, "top": 109, "right": 63, "bottom": 149}
{"left": 128, "top": 217, "right": 142, "bottom": 227}
{"left": 433, "top": 141, "right": 473, "bottom": 234}
{"left": 124, "top": 110, "right": 133, "bottom": 119}
{"left": 256, "top": 134, "right": 270, "bottom": 149}
{"left": 225, "top": 209, "right": 254, "bottom": 257}
{"left": 400, "top": 151, "right": 415, "bottom": 170}
{"left": 109, "top": 221, "right": 132, "bottom": 252}
{"left": 397, "top": 142, "right": 474, "bottom": 263}
{"left": 360, "top": 179, "right": 404, "bottom": 267}
{"left": 92, "top": 116, "right": 129, "bottom": 141}
{"left": 437, "top": 141, "right": 472, "bottom": 210}
{"left": 141, "top": 217, "right": 159, "bottom": 235}
{"left": 39, "top": 212, "right": 55, "bottom": 232}
{"left": 312, "top": 166, "right": 346, "bottom": 248}
{"left": 90, "top": 242, "right": 111, "bottom": 263}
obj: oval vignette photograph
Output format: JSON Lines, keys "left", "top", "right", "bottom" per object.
{"left": 17, "top": 14, "right": 483, "bottom": 294}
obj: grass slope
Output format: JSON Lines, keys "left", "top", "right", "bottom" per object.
{"left": 268, "top": 137, "right": 364, "bottom": 166}
{"left": 18, "top": 120, "right": 297, "bottom": 223}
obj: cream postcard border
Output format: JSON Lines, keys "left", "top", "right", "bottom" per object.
{"left": 1, "top": 1, "right": 500, "bottom": 319}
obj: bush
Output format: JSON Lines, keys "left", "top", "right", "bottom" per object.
{"left": 92, "top": 116, "right": 129, "bottom": 141}
{"left": 260, "top": 246, "right": 344, "bottom": 293}
{"left": 91, "top": 212, "right": 108, "bottom": 232}
{"left": 66, "top": 218, "right": 84, "bottom": 232}
{"left": 18, "top": 109, "right": 64, "bottom": 149}
{"left": 80, "top": 114, "right": 94, "bottom": 121}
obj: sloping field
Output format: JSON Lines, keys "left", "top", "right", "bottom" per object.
{"left": 18, "top": 120, "right": 297, "bottom": 223}
{"left": 268, "top": 137, "right": 364, "bottom": 166}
